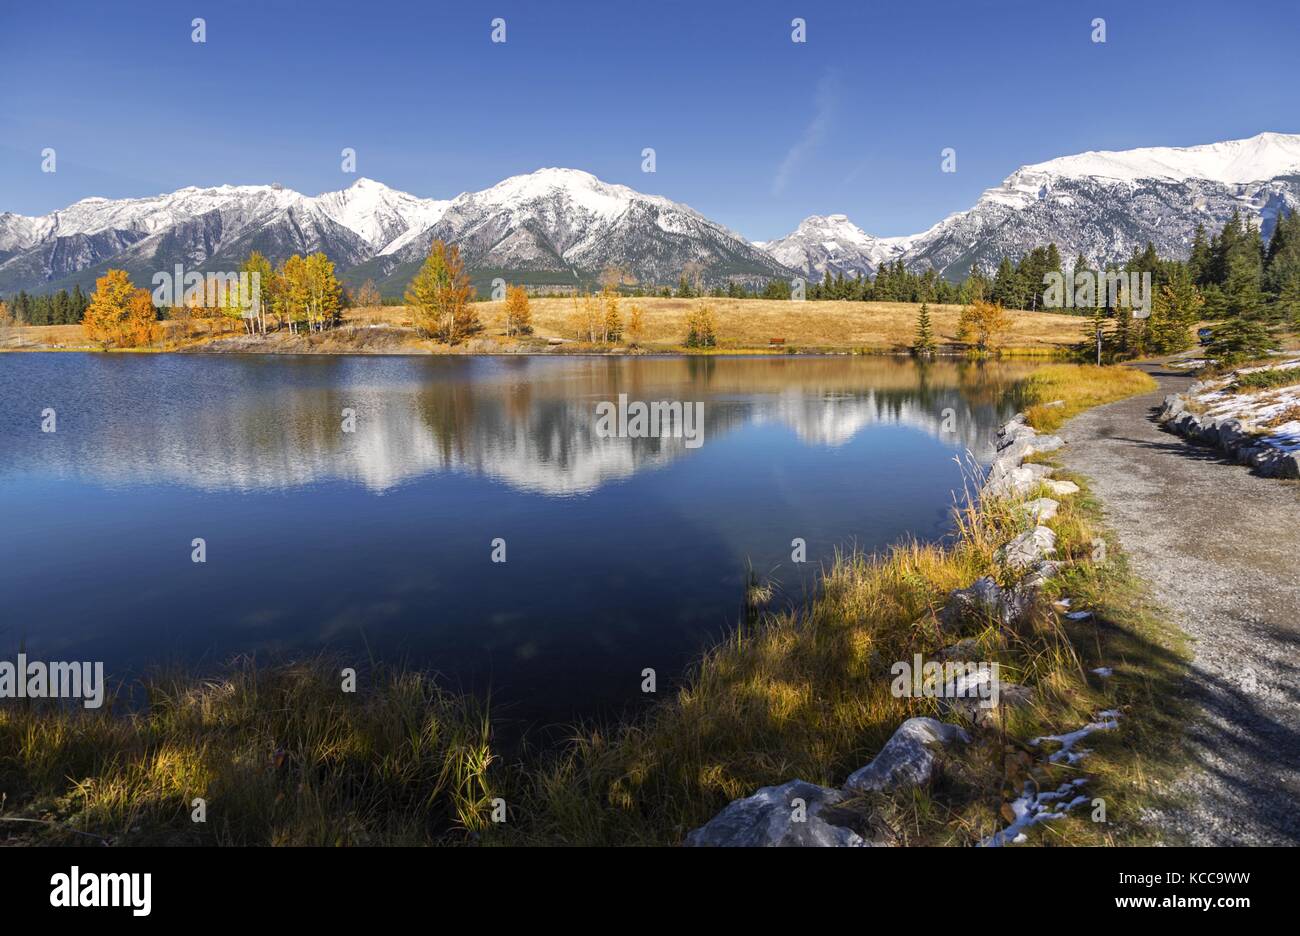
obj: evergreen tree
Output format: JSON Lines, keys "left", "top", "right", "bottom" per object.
{"left": 1146, "top": 267, "right": 1201, "bottom": 354}
{"left": 1206, "top": 316, "right": 1276, "bottom": 364}
{"left": 1188, "top": 223, "right": 1211, "bottom": 286}
{"left": 912, "top": 302, "right": 936, "bottom": 355}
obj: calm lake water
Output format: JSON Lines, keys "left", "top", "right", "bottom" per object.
{"left": 0, "top": 353, "right": 1033, "bottom": 728}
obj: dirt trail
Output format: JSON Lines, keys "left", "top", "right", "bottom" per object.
{"left": 1058, "top": 362, "right": 1300, "bottom": 845}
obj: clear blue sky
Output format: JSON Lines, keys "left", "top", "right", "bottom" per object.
{"left": 2, "top": 0, "right": 1297, "bottom": 240}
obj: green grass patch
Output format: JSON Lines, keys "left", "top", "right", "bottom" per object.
{"left": 1231, "top": 366, "right": 1300, "bottom": 393}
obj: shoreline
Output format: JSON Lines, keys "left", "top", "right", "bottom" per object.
{"left": 0, "top": 363, "right": 1178, "bottom": 847}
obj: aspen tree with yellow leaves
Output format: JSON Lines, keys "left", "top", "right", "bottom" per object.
{"left": 83, "top": 269, "right": 159, "bottom": 347}
{"left": 625, "top": 303, "right": 645, "bottom": 347}
{"left": 504, "top": 284, "right": 532, "bottom": 337}
{"left": 405, "top": 240, "right": 478, "bottom": 344}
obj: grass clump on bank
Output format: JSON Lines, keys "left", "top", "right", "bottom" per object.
{"left": 0, "top": 658, "right": 496, "bottom": 845}
{"left": 1018, "top": 363, "right": 1158, "bottom": 433}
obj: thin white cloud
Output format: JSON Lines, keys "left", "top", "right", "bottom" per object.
{"left": 772, "top": 73, "right": 839, "bottom": 196}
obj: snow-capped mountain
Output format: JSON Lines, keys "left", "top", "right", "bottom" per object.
{"left": 760, "top": 132, "right": 1300, "bottom": 281}
{"left": 0, "top": 179, "right": 451, "bottom": 295}
{"left": 6, "top": 133, "right": 1300, "bottom": 296}
{"left": 756, "top": 214, "right": 913, "bottom": 279}
{"left": 0, "top": 169, "right": 787, "bottom": 294}
{"left": 376, "top": 167, "right": 789, "bottom": 286}
{"left": 897, "top": 132, "right": 1300, "bottom": 278}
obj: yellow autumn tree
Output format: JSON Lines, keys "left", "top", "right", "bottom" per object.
{"left": 962, "top": 299, "right": 1011, "bottom": 350}
{"left": 625, "top": 303, "right": 645, "bottom": 347}
{"left": 504, "top": 284, "right": 532, "bottom": 337}
{"left": 355, "top": 279, "right": 382, "bottom": 309}
{"left": 600, "top": 286, "right": 622, "bottom": 343}
{"left": 304, "top": 252, "right": 342, "bottom": 331}
{"left": 279, "top": 255, "right": 310, "bottom": 334}
{"left": 83, "top": 269, "right": 158, "bottom": 347}
{"left": 684, "top": 304, "right": 717, "bottom": 348}
{"left": 405, "top": 240, "right": 478, "bottom": 344}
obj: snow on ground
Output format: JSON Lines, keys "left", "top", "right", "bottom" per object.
{"left": 1188, "top": 358, "right": 1300, "bottom": 454}
{"left": 978, "top": 778, "right": 1091, "bottom": 847}
{"left": 1031, "top": 710, "right": 1121, "bottom": 765}
{"left": 976, "top": 710, "right": 1123, "bottom": 846}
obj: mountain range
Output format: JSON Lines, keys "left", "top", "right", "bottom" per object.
{"left": 3, "top": 132, "right": 1299, "bottom": 297}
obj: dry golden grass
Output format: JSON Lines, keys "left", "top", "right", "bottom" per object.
{"left": 1020, "top": 364, "right": 1159, "bottom": 432}
{"left": 469, "top": 297, "right": 1084, "bottom": 351}
{"left": 3, "top": 298, "right": 1087, "bottom": 354}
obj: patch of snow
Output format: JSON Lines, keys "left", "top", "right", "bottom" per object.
{"left": 1031, "top": 710, "right": 1121, "bottom": 765}
{"left": 978, "top": 778, "right": 1091, "bottom": 847}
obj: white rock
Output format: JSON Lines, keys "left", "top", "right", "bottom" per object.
{"left": 683, "top": 779, "right": 865, "bottom": 847}
{"left": 844, "top": 717, "right": 970, "bottom": 793}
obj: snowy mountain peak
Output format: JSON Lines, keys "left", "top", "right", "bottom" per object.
{"left": 762, "top": 213, "right": 911, "bottom": 278}
{"left": 308, "top": 178, "right": 449, "bottom": 249}
{"left": 1018, "top": 131, "right": 1300, "bottom": 185}
{"left": 461, "top": 167, "right": 679, "bottom": 223}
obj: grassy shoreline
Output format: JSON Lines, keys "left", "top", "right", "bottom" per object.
{"left": 0, "top": 364, "right": 1188, "bottom": 847}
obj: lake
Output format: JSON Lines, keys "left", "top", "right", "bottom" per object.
{"left": 0, "top": 353, "right": 1033, "bottom": 729}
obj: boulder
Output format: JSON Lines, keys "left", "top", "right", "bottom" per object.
{"left": 683, "top": 779, "right": 866, "bottom": 847}
{"left": 996, "top": 423, "right": 1036, "bottom": 450}
{"left": 984, "top": 463, "right": 1053, "bottom": 499}
{"left": 1022, "top": 559, "right": 1062, "bottom": 590}
{"left": 1018, "top": 498, "right": 1059, "bottom": 522}
{"left": 1026, "top": 434, "right": 1064, "bottom": 455}
{"left": 1159, "top": 394, "right": 1185, "bottom": 421}
{"left": 936, "top": 576, "right": 1030, "bottom": 632}
{"left": 996, "top": 413, "right": 1028, "bottom": 437}
{"left": 1216, "top": 418, "right": 1249, "bottom": 452}
{"left": 939, "top": 670, "right": 1035, "bottom": 727}
{"left": 844, "top": 717, "right": 970, "bottom": 794}
{"left": 995, "top": 526, "right": 1056, "bottom": 571}
{"left": 1282, "top": 453, "right": 1300, "bottom": 480}
{"left": 934, "top": 638, "right": 981, "bottom": 662}
{"left": 1042, "top": 479, "right": 1080, "bottom": 497}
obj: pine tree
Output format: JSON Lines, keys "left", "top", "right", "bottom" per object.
{"left": 1082, "top": 305, "right": 1109, "bottom": 364}
{"left": 1146, "top": 268, "right": 1201, "bottom": 354}
{"left": 1188, "top": 223, "right": 1212, "bottom": 285}
{"left": 1206, "top": 316, "right": 1276, "bottom": 364}
{"left": 912, "top": 302, "right": 937, "bottom": 355}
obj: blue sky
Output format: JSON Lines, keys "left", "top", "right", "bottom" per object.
{"left": 2, "top": 0, "right": 1297, "bottom": 240}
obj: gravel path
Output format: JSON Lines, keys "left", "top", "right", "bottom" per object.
{"left": 1058, "top": 362, "right": 1300, "bottom": 846}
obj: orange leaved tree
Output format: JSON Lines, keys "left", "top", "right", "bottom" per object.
{"left": 83, "top": 270, "right": 159, "bottom": 348}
